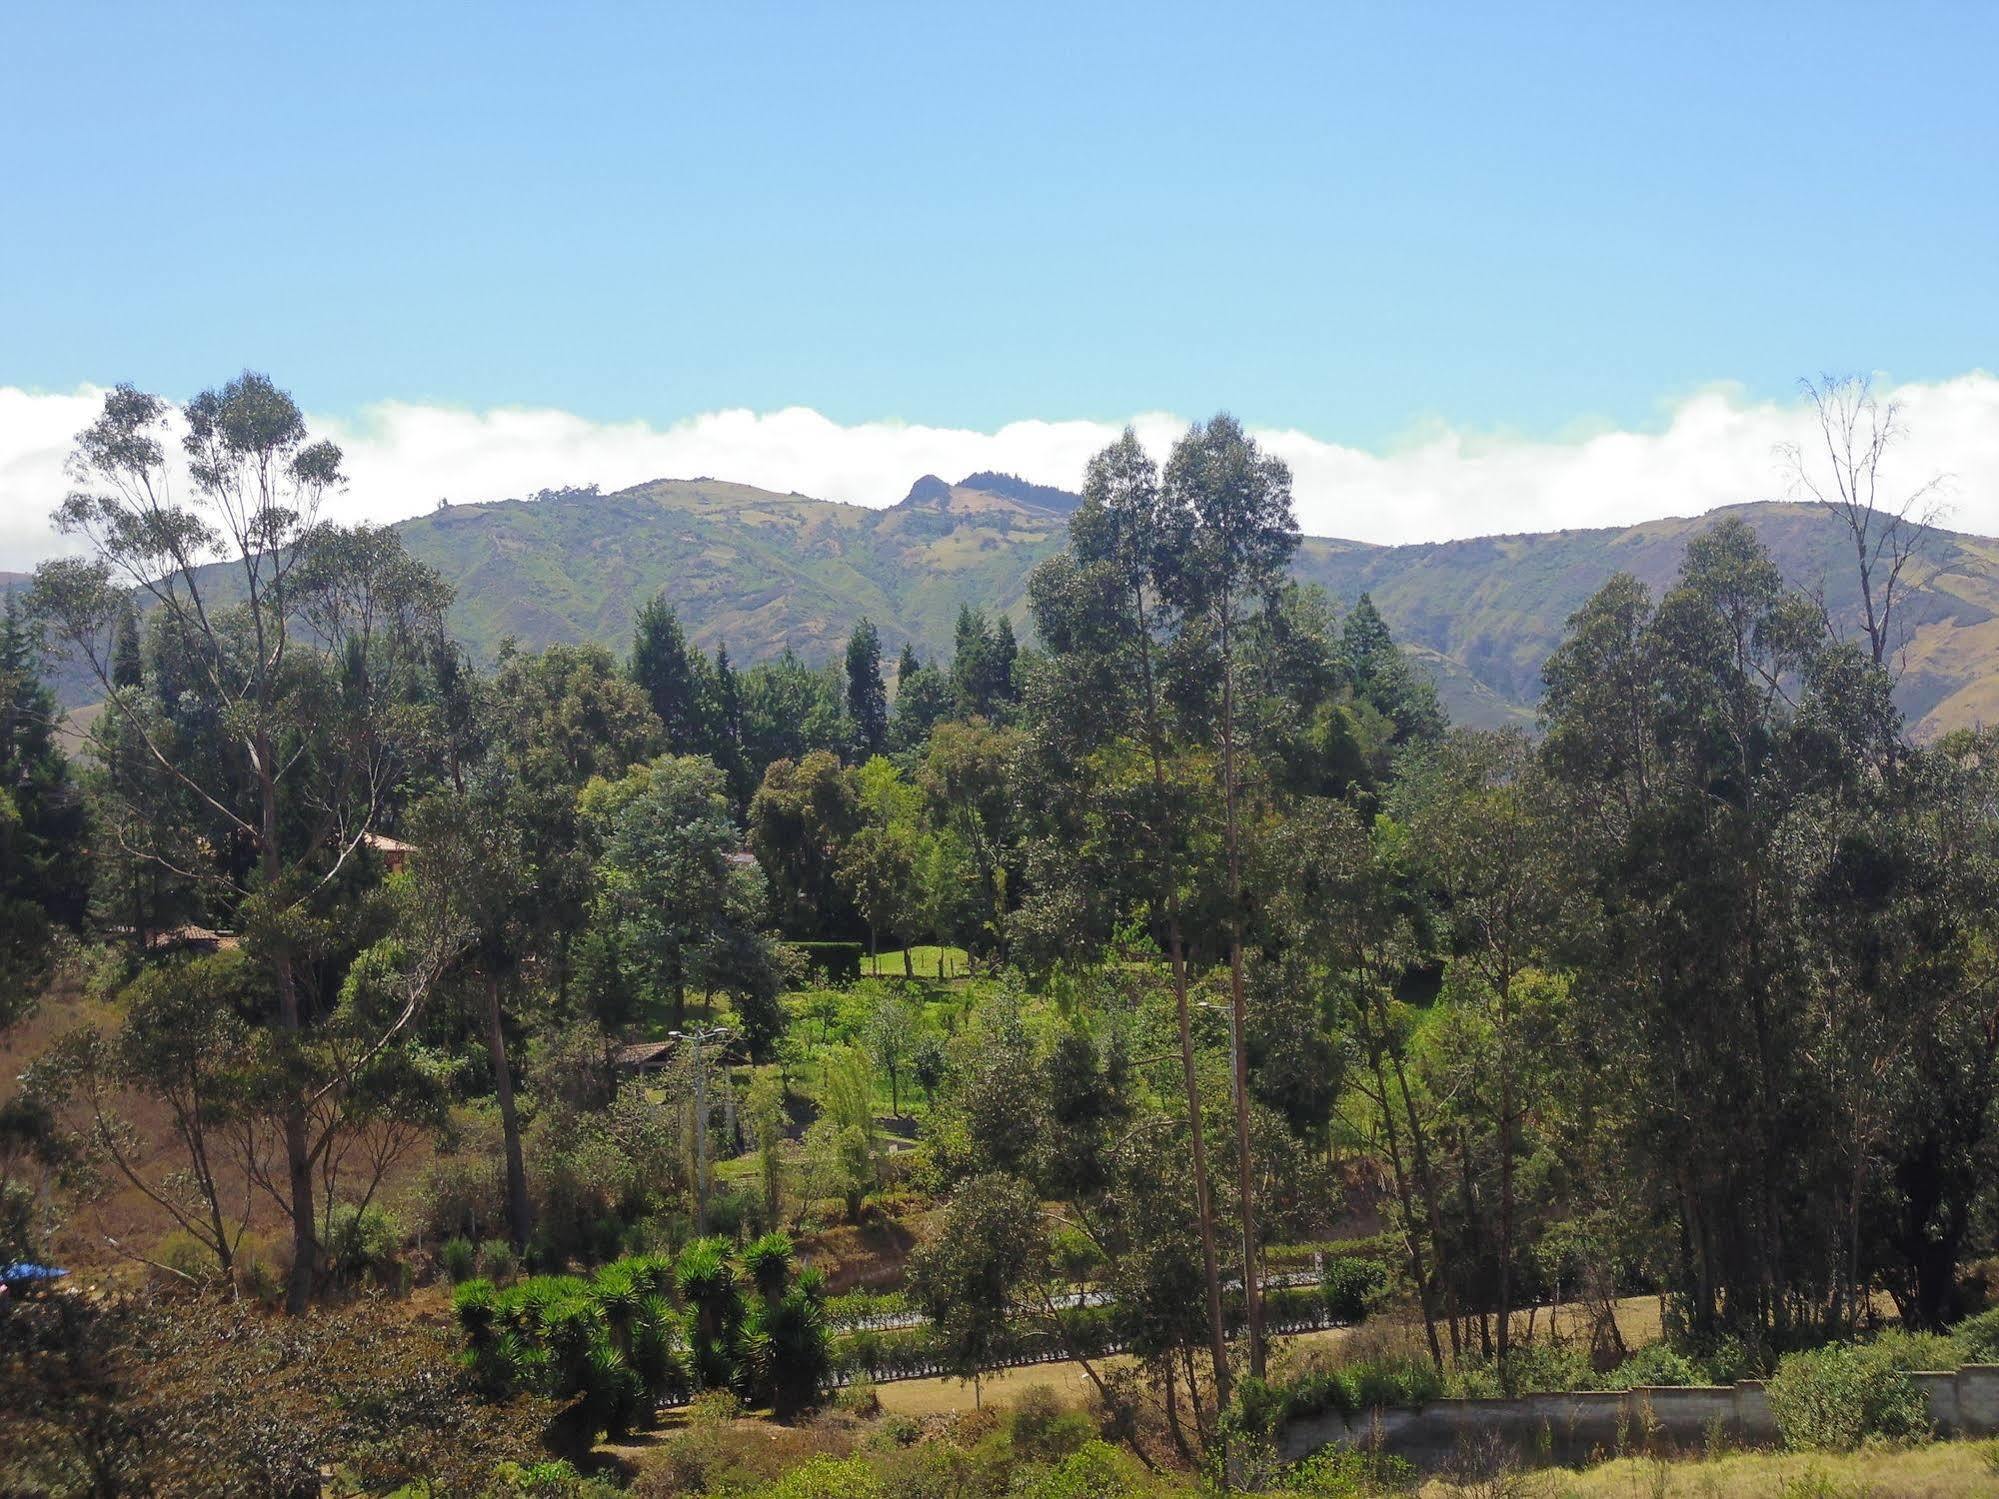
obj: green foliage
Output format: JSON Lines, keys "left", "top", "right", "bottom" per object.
{"left": 791, "top": 941, "right": 864, "bottom": 984}
{"left": 1952, "top": 1307, "right": 1999, "bottom": 1364}
{"left": 908, "top": 1172, "right": 1047, "bottom": 1381}
{"left": 1766, "top": 1343, "right": 1934, "bottom": 1452}
{"left": 1276, "top": 1445, "right": 1419, "bottom": 1495}
{"left": 441, "top": 1236, "right": 478, "bottom": 1283}
{"left": 1008, "top": 1384, "right": 1094, "bottom": 1464}
{"left": 455, "top": 1257, "right": 689, "bottom": 1441}
{"left": 0, "top": 595, "right": 87, "bottom": 1017}
{"left": 450, "top": 1234, "right": 826, "bottom": 1421}
{"left": 325, "top": 1203, "right": 402, "bottom": 1286}
{"left": 1318, "top": 1256, "right": 1389, "bottom": 1323}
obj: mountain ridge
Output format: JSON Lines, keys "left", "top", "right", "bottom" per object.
{"left": 12, "top": 480, "right": 1998, "bottom": 736}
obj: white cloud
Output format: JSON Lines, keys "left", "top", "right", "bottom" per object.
{"left": 4, "top": 374, "right": 1998, "bottom": 571}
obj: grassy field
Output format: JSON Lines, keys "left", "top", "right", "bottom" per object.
{"left": 1479, "top": 1441, "right": 1999, "bottom": 1498}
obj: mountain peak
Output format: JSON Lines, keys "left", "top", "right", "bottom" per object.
{"left": 900, "top": 474, "right": 954, "bottom": 507}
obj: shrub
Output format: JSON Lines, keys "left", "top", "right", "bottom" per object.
{"left": 236, "top": 1242, "right": 287, "bottom": 1306}
{"left": 1609, "top": 1341, "right": 1701, "bottom": 1389}
{"left": 326, "top": 1203, "right": 402, "bottom": 1286}
{"left": 1014, "top": 1441, "right": 1146, "bottom": 1499}
{"left": 1318, "top": 1256, "right": 1389, "bottom": 1323}
{"left": 1048, "top": 1222, "right": 1102, "bottom": 1283}
{"left": 480, "top": 1237, "right": 520, "bottom": 1282}
{"left": 1870, "top": 1328, "right": 1961, "bottom": 1373}
{"left": 1008, "top": 1385, "right": 1093, "bottom": 1464}
{"left": 1279, "top": 1445, "right": 1419, "bottom": 1495}
{"left": 748, "top": 1456, "right": 882, "bottom": 1499}
{"left": 834, "top": 1376, "right": 882, "bottom": 1417}
{"left": 151, "top": 1230, "right": 218, "bottom": 1290}
{"left": 1954, "top": 1307, "right": 1999, "bottom": 1364}
{"left": 1766, "top": 1343, "right": 1933, "bottom": 1452}
{"left": 1346, "top": 1353, "right": 1442, "bottom": 1411}
{"left": 441, "top": 1237, "right": 478, "bottom": 1283}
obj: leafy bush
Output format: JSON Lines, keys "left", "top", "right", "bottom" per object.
{"left": 1607, "top": 1341, "right": 1701, "bottom": 1388}
{"left": 748, "top": 1455, "right": 883, "bottom": 1499}
{"left": 441, "top": 1237, "right": 478, "bottom": 1283}
{"left": 825, "top": 1288, "right": 913, "bottom": 1327}
{"left": 1870, "top": 1328, "right": 1962, "bottom": 1373}
{"left": 1766, "top": 1343, "right": 1933, "bottom": 1452}
{"left": 1278, "top": 1445, "right": 1419, "bottom": 1494}
{"left": 325, "top": 1202, "right": 402, "bottom": 1286}
{"left": 1318, "top": 1256, "right": 1389, "bottom": 1323}
{"left": 151, "top": 1229, "right": 219, "bottom": 1290}
{"left": 1008, "top": 1385, "right": 1093, "bottom": 1463}
{"left": 1012, "top": 1440, "right": 1147, "bottom": 1499}
{"left": 480, "top": 1236, "right": 520, "bottom": 1282}
{"left": 1048, "top": 1222, "right": 1103, "bottom": 1283}
{"left": 1954, "top": 1307, "right": 1999, "bottom": 1364}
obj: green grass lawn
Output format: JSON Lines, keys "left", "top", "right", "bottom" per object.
{"left": 864, "top": 944, "right": 971, "bottom": 979}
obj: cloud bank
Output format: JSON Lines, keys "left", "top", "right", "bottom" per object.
{"left": 4, "top": 375, "right": 1997, "bottom": 570}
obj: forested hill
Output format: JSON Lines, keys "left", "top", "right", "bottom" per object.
{"left": 395, "top": 472, "right": 1075, "bottom": 687}
{"left": 15, "top": 480, "right": 1999, "bottom": 736}
{"left": 389, "top": 476, "right": 1999, "bottom": 738}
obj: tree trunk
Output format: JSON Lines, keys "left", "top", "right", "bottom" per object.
{"left": 487, "top": 973, "right": 533, "bottom": 1252}
{"left": 1132, "top": 580, "right": 1231, "bottom": 1403}
{"left": 1219, "top": 605, "right": 1263, "bottom": 1378}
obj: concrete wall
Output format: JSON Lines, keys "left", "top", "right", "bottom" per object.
{"left": 1278, "top": 1365, "right": 1999, "bottom": 1468}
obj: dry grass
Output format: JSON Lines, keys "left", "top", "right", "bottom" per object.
{"left": 875, "top": 1357, "right": 1124, "bottom": 1416}
{"left": 1461, "top": 1440, "right": 1999, "bottom": 1498}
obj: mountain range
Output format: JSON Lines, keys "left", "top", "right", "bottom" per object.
{"left": 12, "top": 475, "right": 1999, "bottom": 737}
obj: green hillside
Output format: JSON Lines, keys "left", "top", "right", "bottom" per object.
{"left": 19, "top": 480, "right": 1999, "bottom": 737}
{"left": 395, "top": 480, "right": 1999, "bottom": 738}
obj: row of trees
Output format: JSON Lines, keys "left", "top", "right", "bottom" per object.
{"left": 6, "top": 372, "right": 1994, "bottom": 1450}
{"left": 625, "top": 593, "right": 1021, "bottom": 815}
{"left": 896, "top": 406, "right": 1999, "bottom": 1431}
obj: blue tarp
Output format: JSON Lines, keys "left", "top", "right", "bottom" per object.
{"left": 1, "top": 1262, "right": 69, "bottom": 1286}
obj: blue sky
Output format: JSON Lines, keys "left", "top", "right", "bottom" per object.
{"left": 5, "top": 2, "right": 1995, "bottom": 448}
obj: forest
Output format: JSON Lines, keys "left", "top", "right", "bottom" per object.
{"left": 4, "top": 374, "right": 1999, "bottom": 1497}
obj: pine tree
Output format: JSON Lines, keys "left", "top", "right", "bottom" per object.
{"left": 845, "top": 617, "right": 888, "bottom": 757}
{"left": 628, "top": 596, "right": 713, "bottom": 754}
{"left": 0, "top": 594, "right": 89, "bottom": 1019}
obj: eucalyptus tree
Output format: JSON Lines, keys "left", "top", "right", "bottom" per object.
{"left": 1158, "top": 414, "right": 1299, "bottom": 1378}
{"left": 406, "top": 785, "right": 537, "bottom": 1252}
{"left": 1024, "top": 428, "right": 1231, "bottom": 1399}
{"left": 31, "top": 375, "right": 462, "bottom": 1311}
{"left": 1394, "top": 729, "right": 1572, "bottom": 1372}
{"left": 1538, "top": 516, "right": 1939, "bottom": 1342}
